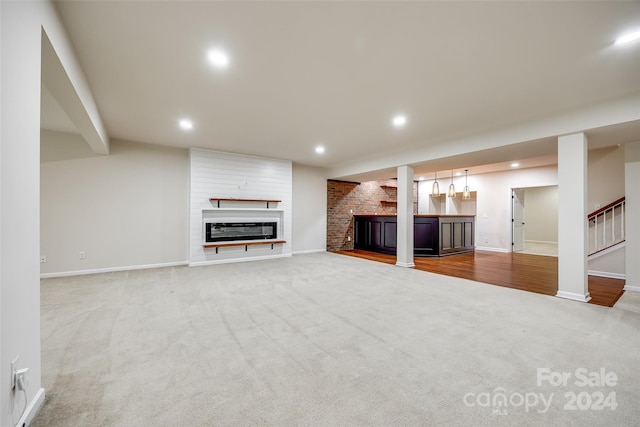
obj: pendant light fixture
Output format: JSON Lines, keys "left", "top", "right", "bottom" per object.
{"left": 463, "top": 169, "right": 471, "bottom": 200}
{"left": 448, "top": 170, "right": 456, "bottom": 198}
{"left": 432, "top": 172, "right": 440, "bottom": 196}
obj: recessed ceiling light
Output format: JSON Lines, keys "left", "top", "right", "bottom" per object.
{"left": 511, "top": 162, "right": 520, "bottom": 168}
{"left": 179, "top": 119, "right": 193, "bottom": 131}
{"left": 456, "top": 172, "right": 462, "bottom": 176}
{"left": 315, "top": 146, "right": 325, "bottom": 154}
{"left": 615, "top": 31, "right": 640, "bottom": 45}
{"left": 207, "top": 49, "right": 230, "bottom": 68}
{"left": 419, "top": 177, "right": 425, "bottom": 181}
{"left": 392, "top": 115, "right": 407, "bottom": 127}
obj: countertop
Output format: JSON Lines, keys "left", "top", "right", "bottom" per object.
{"left": 353, "top": 214, "right": 476, "bottom": 217}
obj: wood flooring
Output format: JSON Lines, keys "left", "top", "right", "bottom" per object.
{"left": 335, "top": 249, "right": 625, "bottom": 307}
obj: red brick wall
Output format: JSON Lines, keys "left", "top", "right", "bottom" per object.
{"left": 326, "top": 179, "right": 418, "bottom": 252}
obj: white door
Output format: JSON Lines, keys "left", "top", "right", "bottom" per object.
{"left": 512, "top": 189, "right": 525, "bottom": 252}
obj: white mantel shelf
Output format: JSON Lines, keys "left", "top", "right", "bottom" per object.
{"left": 202, "top": 207, "right": 284, "bottom": 212}
{"left": 209, "top": 198, "right": 281, "bottom": 208}
{"left": 203, "top": 240, "right": 287, "bottom": 253}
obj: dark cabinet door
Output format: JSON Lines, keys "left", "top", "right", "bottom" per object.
{"left": 354, "top": 218, "right": 368, "bottom": 249}
{"left": 464, "top": 221, "right": 474, "bottom": 247}
{"left": 414, "top": 217, "right": 438, "bottom": 256}
{"left": 370, "top": 220, "right": 382, "bottom": 248}
{"left": 383, "top": 221, "right": 397, "bottom": 249}
{"left": 440, "top": 217, "right": 474, "bottom": 255}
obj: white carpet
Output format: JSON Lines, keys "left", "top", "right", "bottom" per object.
{"left": 33, "top": 252, "right": 640, "bottom": 426}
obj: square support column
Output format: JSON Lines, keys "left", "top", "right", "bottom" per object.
{"left": 557, "top": 133, "right": 590, "bottom": 302}
{"left": 396, "top": 165, "right": 415, "bottom": 267}
{"left": 624, "top": 141, "right": 640, "bottom": 292}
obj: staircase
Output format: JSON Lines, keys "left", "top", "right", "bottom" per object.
{"left": 588, "top": 197, "right": 625, "bottom": 257}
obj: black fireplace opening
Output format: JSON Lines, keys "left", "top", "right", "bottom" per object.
{"left": 205, "top": 222, "right": 278, "bottom": 243}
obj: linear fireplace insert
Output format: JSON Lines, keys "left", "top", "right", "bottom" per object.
{"left": 204, "top": 221, "right": 278, "bottom": 243}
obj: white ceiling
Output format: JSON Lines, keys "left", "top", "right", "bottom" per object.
{"left": 46, "top": 1, "right": 640, "bottom": 179}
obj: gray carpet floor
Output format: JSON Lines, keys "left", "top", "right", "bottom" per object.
{"left": 33, "top": 252, "right": 640, "bottom": 426}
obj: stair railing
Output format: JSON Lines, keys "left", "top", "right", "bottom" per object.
{"left": 588, "top": 197, "right": 625, "bottom": 256}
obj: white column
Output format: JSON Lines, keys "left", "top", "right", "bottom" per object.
{"left": 396, "top": 165, "right": 415, "bottom": 267}
{"left": 557, "top": 133, "right": 590, "bottom": 302}
{"left": 2, "top": 1, "right": 48, "bottom": 424}
{"left": 624, "top": 141, "right": 640, "bottom": 292}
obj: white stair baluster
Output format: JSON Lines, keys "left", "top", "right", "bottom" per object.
{"left": 621, "top": 202, "right": 624, "bottom": 241}
{"left": 593, "top": 215, "right": 598, "bottom": 252}
{"left": 602, "top": 211, "right": 606, "bottom": 249}
{"left": 611, "top": 206, "right": 616, "bottom": 245}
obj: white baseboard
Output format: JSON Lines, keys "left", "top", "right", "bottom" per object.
{"left": 395, "top": 262, "right": 415, "bottom": 268}
{"left": 525, "top": 240, "right": 558, "bottom": 245}
{"left": 40, "top": 261, "right": 188, "bottom": 279}
{"left": 21, "top": 387, "right": 45, "bottom": 427}
{"left": 189, "top": 253, "right": 292, "bottom": 267}
{"left": 556, "top": 291, "right": 592, "bottom": 303}
{"left": 624, "top": 285, "right": 640, "bottom": 292}
{"left": 588, "top": 270, "right": 626, "bottom": 280}
{"left": 474, "top": 246, "right": 509, "bottom": 253}
{"left": 293, "top": 249, "right": 327, "bottom": 255}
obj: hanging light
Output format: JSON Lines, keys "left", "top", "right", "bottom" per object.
{"left": 463, "top": 169, "right": 471, "bottom": 200}
{"left": 448, "top": 170, "right": 456, "bottom": 198}
{"left": 432, "top": 172, "right": 440, "bottom": 196}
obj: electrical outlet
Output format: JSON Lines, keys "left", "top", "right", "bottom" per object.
{"left": 40, "top": 255, "right": 47, "bottom": 263}
{"left": 79, "top": 251, "right": 86, "bottom": 259}
{"left": 347, "top": 236, "right": 351, "bottom": 241}
{"left": 11, "top": 355, "right": 19, "bottom": 390}
{"left": 15, "top": 367, "right": 29, "bottom": 391}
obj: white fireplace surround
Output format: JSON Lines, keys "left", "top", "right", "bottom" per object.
{"left": 189, "top": 148, "right": 292, "bottom": 265}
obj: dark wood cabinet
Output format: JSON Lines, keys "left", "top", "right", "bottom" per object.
{"left": 355, "top": 215, "right": 397, "bottom": 254}
{"left": 354, "top": 215, "right": 474, "bottom": 257}
{"left": 438, "top": 216, "right": 474, "bottom": 256}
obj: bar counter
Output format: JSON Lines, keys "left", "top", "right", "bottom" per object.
{"left": 354, "top": 214, "right": 475, "bottom": 257}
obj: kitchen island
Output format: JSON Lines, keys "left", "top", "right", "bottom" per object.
{"left": 354, "top": 214, "right": 475, "bottom": 257}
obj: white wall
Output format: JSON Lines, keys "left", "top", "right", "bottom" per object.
{"left": 418, "top": 166, "right": 562, "bottom": 251}
{"left": 292, "top": 164, "right": 327, "bottom": 254}
{"left": 417, "top": 181, "right": 430, "bottom": 213}
{"left": 417, "top": 180, "right": 476, "bottom": 215}
{"left": 625, "top": 141, "right": 640, "bottom": 291}
{"left": 588, "top": 145, "right": 625, "bottom": 211}
{"left": 41, "top": 144, "right": 327, "bottom": 272}
{"left": 473, "top": 166, "right": 558, "bottom": 251}
{"left": 41, "top": 129, "right": 100, "bottom": 163}
{"left": 41, "top": 139, "right": 189, "bottom": 275}
{"left": 1, "top": 0, "right": 104, "bottom": 423}
{"left": 589, "top": 247, "right": 625, "bottom": 279}
{"left": 2, "top": 3, "right": 41, "bottom": 424}
{"left": 586, "top": 145, "right": 626, "bottom": 277}
{"left": 0, "top": 2, "right": 43, "bottom": 422}
{"left": 523, "top": 186, "right": 558, "bottom": 243}
{"left": 189, "top": 149, "right": 292, "bottom": 265}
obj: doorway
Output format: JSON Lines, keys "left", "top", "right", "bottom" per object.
{"left": 511, "top": 186, "right": 558, "bottom": 256}
{"left": 512, "top": 189, "right": 525, "bottom": 252}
